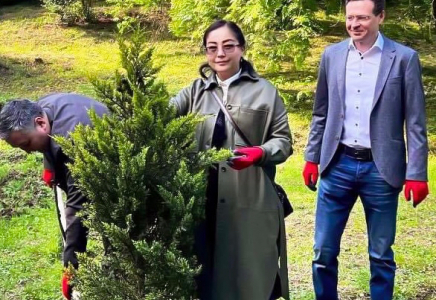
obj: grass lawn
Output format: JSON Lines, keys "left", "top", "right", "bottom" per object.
{"left": 0, "top": 206, "right": 63, "bottom": 300}
{"left": 0, "top": 3, "right": 435, "bottom": 299}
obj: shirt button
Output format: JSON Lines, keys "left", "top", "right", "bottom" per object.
{"left": 354, "top": 140, "right": 357, "bottom": 143}
{"left": 356, "top": 106, "right": 359, "bottom": 109}
{"left": 357, "top": 90, "right": 360, "bottom": 93}
{"left": 355, "top": 123, "right": 358, "bottom": 126}
{"left": 341, "top": 114, "right": 344, "bottom": 118}
{"left": 336, "top": 136, "right": 339, "bottom": 140}
{"left": 359, "top": 73, "right": 362, "bottom": 76}
{"left": 221, "top": 167, "right": 227, "bottom": 172}
{"left": 226, "top": 105, "right": 232, "bottom": 110}
{"left": 361, "top": 57, "right": 364, "bottom": 60}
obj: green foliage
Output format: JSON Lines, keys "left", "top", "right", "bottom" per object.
{"left": 403, "top": 0, "right": 435, "bottom": 40}
{"left": 1, "top": 4, "right": 436, "bottom": 299}
{"left": 323, "top": 0, "right": 343, "bottom": 15}
{"left": 41, "top": 0, "right": 94, "bottom": 24}
{"left": 169, "top": 0, "right": 230, "bottom": 40}
{"left": 169, "top": 0, "right": 317, "bottom": 71}
{"left": 108, "top": 0, "right": 163, "bottom": 9}
{"left": 107, "top": 0, "right": 170, "bottom": 20}
{"left": 56, "top": 27, "right": 230, "bottom": 299}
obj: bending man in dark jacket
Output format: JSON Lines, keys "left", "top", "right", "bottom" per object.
{"left": 0, "top": 93, "right": 108, "bottom": 299}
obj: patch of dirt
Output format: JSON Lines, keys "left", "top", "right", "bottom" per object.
{"left": 0, "top": 169, "right": 20, "bottom": 186}
{"left": 0, "top": 149, "right": 27, "bottom": 165}
{"left": 0, "top": 62, "right": 12, "bottom": 76}
{"left": 0, "top": 172, "right": 50, "bottom": 218}
{"left": 0, "top": 206, "right": 15, "bottom": 218}
{"left": 416, "top": 288, "right": 436, "bottom": 300}
{"left": 338, "top": 287, "right": 436, "bottom": 300}
{"left": 0, "top": 56, "right": 49, "bottom": 81}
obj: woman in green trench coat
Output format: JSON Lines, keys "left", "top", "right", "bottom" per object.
{"left": 171, "top": 20, "right": 292, "bottom": 300}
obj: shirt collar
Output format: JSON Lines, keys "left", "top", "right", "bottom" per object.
{"left": 348, "top": 32, "right": 384, "bottom": 53}
{"left": 216, "top": 68, "right": 242, "bottom": 87}
{"left": 204, "top": 66, "right": 258, "bottom": 90}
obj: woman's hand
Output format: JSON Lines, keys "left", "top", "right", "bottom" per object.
{"left": 227, "top": 147, "right": 264, "bottom": 170}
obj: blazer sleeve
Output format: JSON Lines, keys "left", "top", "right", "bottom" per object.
{"left": 63, "top": 165, "right": 89, "bottom": 268}
{"left": 404, "top": 51, "right": 428, "bottom": 181}
{"left": 43, "top": 156, "right": 53, "bottom": 171}
{"left": 304, "top": 51, "right": 329, "bottom": 164}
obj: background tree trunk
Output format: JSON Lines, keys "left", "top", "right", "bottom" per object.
{"left": 432, "top": 0, "right": 436, "bottom": 20}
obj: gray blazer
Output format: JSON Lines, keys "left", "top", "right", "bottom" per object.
{"left": 304, "top": 35, "right": 428, "bottom": 188}
{"left": 39, "top": 93, "right": 108, "bottom": 268}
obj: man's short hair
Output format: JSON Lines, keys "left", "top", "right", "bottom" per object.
{"left": 345, "top": 0, "right": 385, "bottom": 16}
{"left": 0, "top": 99, "right": 44, "bottom": 139}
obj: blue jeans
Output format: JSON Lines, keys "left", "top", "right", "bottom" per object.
{"left": 313, "top": 152, "right": 401, "bottom": 300}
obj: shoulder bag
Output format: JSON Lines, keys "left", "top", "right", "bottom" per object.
{"left": 209, "top": 89, "right": 293, "bottom": 217}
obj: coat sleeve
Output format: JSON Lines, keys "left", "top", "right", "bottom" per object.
{"left": 304, "top": 50, "right": 328, "bottom": 164}
{"left": 43, "top": 156, "right": 53, "bottom": 171}
{"left": 258, "top": 89, "right": 292, "bottom": 165}
{"left": 170, "top": 85, "right": 194, "bottom": 116}
{"left": 404, "top": 51, "right": 428, "bottom": 181}
{"left": 62, "top": 166, "right": 89, "bottom": 269}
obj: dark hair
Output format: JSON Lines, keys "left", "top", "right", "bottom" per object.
{"left": 199, "top": 19, "right": 256, "bottom": 79}
{"left": 0, "top": 99, "right": 44, "bottom": 139}
{"left": 345, "top": 0, "right": 385, "bottom": 16}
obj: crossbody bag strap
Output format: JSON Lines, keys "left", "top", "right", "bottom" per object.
{"left": 210, "top": 90, "right": 253, "bottom": 147}
{"left": 211, "top": 89, "right": 289, "bottom": 297}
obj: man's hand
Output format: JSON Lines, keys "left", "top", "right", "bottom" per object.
{"left": 42, "top": 169, "right": 54, "bottom": 188}
{"left": 62, "top": 271, "right": 72, "bottom": 300}
{"left": 303, "top": 161, "right": 319, "bottom": 191}
{"left": 404, "top": 180, "right": 429, "bottom": 207}
{"left": 227, "top": 147, "right": 263, "bottom": 170}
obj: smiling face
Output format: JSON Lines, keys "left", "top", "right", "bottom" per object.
{"left": 205, "top": 25, "right": 244, "bottom": 81}
{"left": 346, "top": 0, "right": 384, "bottom": 50}
{"left": 5, "top": 116, "right": 51, "bottom": 153}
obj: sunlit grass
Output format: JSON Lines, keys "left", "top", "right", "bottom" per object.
{"left": 0, "top": 205, "right": 63, "bottom": 300}
{"left": 0, "top": 3, "right": 435, "bottom": 299}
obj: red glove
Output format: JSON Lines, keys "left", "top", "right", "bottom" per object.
{"left": 62, "top": 272, "right": 72, "bottom": 300}
{"left": 303, "top": 161, "right": 319, "bottom": 190}
{"left": 42, "top": 169, "right": 54, "bottom": 188}
{"left": 404, "top": 180, "right": 429, "bottom": 207}
{"left": 228, "top": 147, "right": 264, "bottom": 170}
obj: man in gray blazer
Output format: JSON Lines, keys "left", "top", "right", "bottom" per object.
{"left": 0, "top": 93, "right": 108, "bottom": 299}
{"left": 302, "top": 0, "right": 429, "bottom": 299}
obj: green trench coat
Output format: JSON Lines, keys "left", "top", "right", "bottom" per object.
{"left": 172, "top": 69, "right": 292, "bottom": 300}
